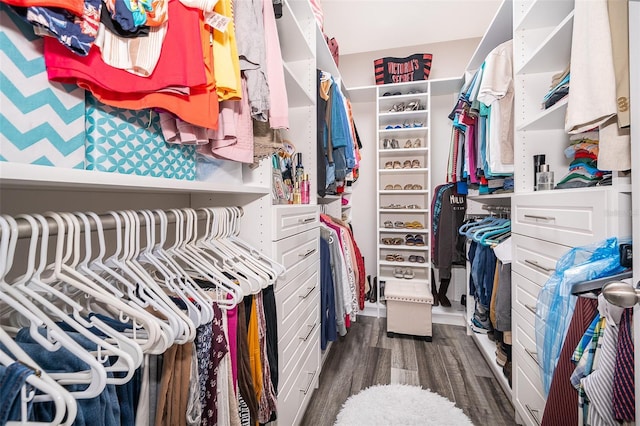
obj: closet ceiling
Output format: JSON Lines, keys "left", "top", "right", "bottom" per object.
{"left": 321, "top": 0, "right": 502, "bottom": 55}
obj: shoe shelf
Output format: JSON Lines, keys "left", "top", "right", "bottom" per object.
{"left": 375, "top": 79, "right": 432, "bottom": 319}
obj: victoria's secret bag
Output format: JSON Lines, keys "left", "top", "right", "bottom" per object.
{"left": 374, "top": 53, "right": 432, "bottom": 85}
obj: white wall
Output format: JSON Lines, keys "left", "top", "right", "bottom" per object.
{"left": 349, "top": 101, "right": 377, "bottom": 276}
{"left": 338, "top": 38, "right": 481, "bottom": 87}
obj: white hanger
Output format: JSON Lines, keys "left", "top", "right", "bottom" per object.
{"left": 8, "top": 213, "right": 138, "bottom": 384}
{"left": 174, "top": 208, "right": 252, "bottom": 300}
{"left": 0, "top": 327, "right": 77, "bottom": 426}
{"left": 199, "top": 207, "right": 282, "bottom": 289}
{"left": 0, "top": 215, "right": 107, "bottom": 399}
{"left": 114, "top": 210, "right": 196, "bottom": 344}
{"left": 72, "top": 211, "right": 164, "bottom": 354}
{"left": 136, "top": 209, "right": 214, "bottom": 325}
{"left": 153, "top": 209, "right": 242, "bottom": 308}
{"left": 99, "top": 210, "right": 186, "bottom": 346}
{"left": 84, "top": 211, "right": 173, "bottom": 354}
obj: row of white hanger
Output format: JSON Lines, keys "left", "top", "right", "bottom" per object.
{"left": 0, "top": 207, "right": 285, "bottom": 426}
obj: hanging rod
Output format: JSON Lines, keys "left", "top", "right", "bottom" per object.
{"left": 481, "top": 204, "right": 511, "bottom": 212}
{"left": 1, "top": 207, "right": 244, "bottom": 240}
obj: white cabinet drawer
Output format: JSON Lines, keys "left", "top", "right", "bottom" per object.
{"left": 273, "top": 227, "right": 320, "bottom": 284}
{"left": 513, "top": 271, "right": 541, "bottom": 321}
{"left": 512, "top": 234, "right": 569, "bottom": 287}
{"left": 276, "top": 264, "right": 319, "bottom": 341}
{"left": 512, "top": 189, "right": 623, "bottom": 247}
{"left": 513, "top": 311, "right": 543, "bottom": 394}
{"left": 514, "top": 359, "right": 546, "bottom": 426}
{"left": 272, "top": 205, "right": 319, "bottom": 241}
{"left": 278, "top": 291, "right": 320, "bottom": 378}
{"left": 277, "top": 326, "right": 320, "bottom": 426}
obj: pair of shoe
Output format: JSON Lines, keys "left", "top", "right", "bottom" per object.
{"left": 401, "top": 159, "right": 421, "bottom": 169}
{"left": 389, "top": 102, "right": 406, "bottom": 112}
{"left": 382, "top": 138, "right": 400, "bottom": 149}
{"left": 382, "top": 91, "right": 401, "bottom": 97}
{"left": 403, "top": 184, "right": 423, "bottom": 190}
{"left": 404, "top": 139, "right": 422, "bottom": 148}
{"left": 381, "top": 203, "right": 405, "bottom": 209}
{"left": 404, "top": 234, "right": 425, "bottom": 246}
{"left": 470, "top": 313, "right": 493, "bottom": 334}
{"left": 393, "top": 267, "right": 414, "bottom": 279}
{"left": 381, "top": 237, "right": 403, "bottom": 245}
{"left": 384, "top": 161, "right": 402, "bottom": 169}
{"left": 405, "top": 100, "right": 421, "bottom": 111}
{"left": 384, "top": 184, "right": 403, "bottom": 190}
{"left": 408, "top": 255, "right": 426, "bottom": 263}
{"left": 385, "top": 254, "right": 405, "bottom": 262}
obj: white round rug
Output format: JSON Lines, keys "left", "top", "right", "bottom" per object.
{"left": 334, "top": 384, "right": 474, "bottom": 426}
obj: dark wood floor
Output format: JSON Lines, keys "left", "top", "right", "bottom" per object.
{"left": 300, "top": 316, "right": 515, "bottom": 426}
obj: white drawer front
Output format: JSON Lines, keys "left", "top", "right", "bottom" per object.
{"left": 512, "top": 234, "right": 569, "bottom": 287}
{"left": 512, "top": 190, "right": 608, "bottom": 246}
{"left": 278, "top": 291, "right": 320, "bottom": 377}
{"left": 277, "top": 327, "right": 320, "bottom": 426}
{"left": 514, "top": 359, "right": 546, "bottom": 426}
{"left": 273, "top": 205, "right": 319, "bottom": 241}
{"left": 512, "top": 271, "right": 541, "bottom": 322}
{"left": 273, "top": 228, "right": 320, "bottom": 283}
{"left": 276, "top": 264, "right": 319, "bottom": 340}
{"left": 513, "top": 312, "right": 543, "bottom": 395}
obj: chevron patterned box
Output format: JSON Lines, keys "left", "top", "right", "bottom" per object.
{"left": 0, "top": 6, "right": 85, "bottom": 169}
{"left": 85, "top": 94, "right": 196, "bottom": 180}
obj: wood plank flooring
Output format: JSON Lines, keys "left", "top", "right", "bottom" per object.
{"left": 300, "top": 316, "right": 515, "bottom": 426}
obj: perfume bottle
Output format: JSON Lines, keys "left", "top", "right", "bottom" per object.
{"left": 293, "top": 182, "right": 301, "bottom": 204}
{"left": 536, "top": 164, "right": 554, "bottom": 191}
{"left": 301, "top": 174, "right": 310, "bottom": 204}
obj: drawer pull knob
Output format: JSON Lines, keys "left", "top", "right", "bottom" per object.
{"left": 525, "top": 348, "right": 540, "bottom": 367}
{"left": 299, "top": 286, "right": 317, "bottom": 299}
{"left": 525, "top": 259, "right": 555, "bottom": 273}
{"left": 298, "top": 217, "right": 315, "bottom": 224}
{"left": 300, "top": 371, "right": 316, "bottom": 395}
{"left": 524, "top": 214, "right": 555, "bottom": 221}
{"left": 525, "top": 304, "right": 537, "bottom": 315}
{"left": 300, "top": 322, "right": 318, "bottom": 342}
{"left": 299, "top": 248, "right": 317, "bottom": 258}
{"left": 525, "top": 404, "right": 542, "bottom": 426}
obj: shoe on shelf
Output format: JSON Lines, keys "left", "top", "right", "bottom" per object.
{"left": 470, "top": 317, "right": 490, "bottom": 334}
{"left": 393, "top": 268, "right": 404, "bottom": 279}
{"left": 406, "top": 100, "right": 420, "bottom": 111}
{"left": 411, "top": 159, "right": 421, "bottom": 168}
{"left": 402, "top": 160, "right": 412, "bottom": 169}
{"left": 413, "top": 235, "right": 425, "bottom": 246}
{"left": 405, "top": 234, "right": 415, "bottom": 246}
{"left": 403, "top": 268, "right": 414, "bottom": 279}
{"left": 383, "top": 138, "right": 392, "bottom": 149}
{"left": 391, "top": 139, "right": 400, "bottom": 149}
{"left": 384, "top": 161, "right": 393, "bottom": 169}
{"left": 412, "top": 138, "right": 422, "bottom": 148}
{"left": 389, "top": 102, "right": 405, "bottom": 112}
{"left": 404, "top": 139, "right": 413, "bottom": 148}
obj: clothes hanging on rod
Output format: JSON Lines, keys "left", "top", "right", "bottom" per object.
{"left": 460, "top": 206, "right": 512, "bottom": 379}
{"left": 0, "top": 206, "right": 284, "bottom": 426}
{"left": 319, "top": 214, "right": 366, "bottom": 342}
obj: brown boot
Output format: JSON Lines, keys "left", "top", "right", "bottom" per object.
{"left": 438, "top": 278, "right": 451, "bottom": 307}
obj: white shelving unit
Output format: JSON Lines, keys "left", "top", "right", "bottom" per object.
{"left": 373, "top": 80, "right": 431, "bottom": 317}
